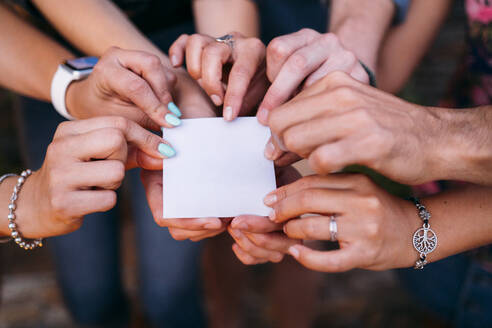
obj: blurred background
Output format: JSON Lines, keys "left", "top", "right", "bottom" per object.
{"left": 0, "top": 2, "right": 465, "bottom": 328}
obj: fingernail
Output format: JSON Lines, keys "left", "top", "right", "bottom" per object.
{"left": 165, "top": 113, "right": 181, "bottom": 126}
{"left": 268, "top": 209, "right": 276, "bottom": 221}
{"left": 288, "top": 246, "right": 300, "bottom": 258}
{"left": 158, "top": 143, "right": 176, "bottom": 158}
{"left": 263, "top": 193, "right": 277, "bottom": 206}
{"left": 224, "top": 106, "right": 233, "bottom": 121}
{"left": 167, "top": 102, "right": 182, "bottom": 117}
{"left": 171, "top": 55, "right": 179, "bottom": 67}
{"left": 257, "top": 107, "right": 269, "bottom": 125}
{"left": 210, "top": 94, "right": 222, "bottom": 106}
{"left": 264, "top": 140, "right": 275, "bottom": 160}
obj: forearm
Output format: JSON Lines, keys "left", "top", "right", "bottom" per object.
{"left": 377, "top": 0, "right": 451, "bottom": 93}
{"left": 417, "top": 185, "right": 492, "bottom": 264}
{"left": 329, "top": 0, "right": 394, "bottom": 72}
{"left": 429, "top": 105, "right": 492, "bottom": 185}
{"left": 0, "top": 4, "right": 73, "bottom": 101}
{"left": 192, "top": 0, "right": 260, "bottom": 37}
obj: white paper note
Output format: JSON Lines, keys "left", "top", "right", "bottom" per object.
{"left": 162, "top": 117, "right": 276, "bottom": 218}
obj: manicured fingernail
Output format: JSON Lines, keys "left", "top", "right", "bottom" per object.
{"left": 171, "top": 55, "right": 179, "bottom": 67}
{"left": 268, "top": 209, "right": 276, "bottom": 221}
{"left": 167, "top": 102, "right": 182, "bottom": 117}
{"left": 165, "top": 113, "right": 181, "bottom": 126}
{"left": 263, "top": 193, "right": 277, "bottom": 206}
{"left": 257, "top": 107, "right": 269, "bottom": 125}
{"left": 288, "top": 246, "right": 300, "bottom": 258}
{"left": 158, "top": 143, "right": 176, "bottom": 158}
{"left": 224, "top": 106, "right": 233, "bottom": 121}
{"left": 210, "top": 94, "right": 222, "bottom": 106}
{"left": 264, "top": 140, "right": 275, "bottom": 160}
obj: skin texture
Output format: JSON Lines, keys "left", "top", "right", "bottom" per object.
{"left": 231, "top": 174, "right": 492, "bottom": 272}
{"left": 266, "top": 71, "right": 492, "bottom": 186}
{"left": 169, "top": 32, "right": 269, "bottom": 120}
{"left": 0, "top": 117, "right": 167, "bottom": 239}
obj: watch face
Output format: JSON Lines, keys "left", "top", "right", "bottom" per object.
{"left": 65, "top": 56, "right": 98, "bottom": 70}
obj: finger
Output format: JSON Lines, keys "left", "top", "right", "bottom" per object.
{"left": 232, "top": 243, "right": 268, "bottom": 265}
{"left": 284, "top": 215, "right": 347, "bottom": 241}
{"left": 303, "top": 51, "right": 358, "bottom": 88}
{"left": 69, "top": 160, "right": 125, "bottom": 190}
{"left": 289, "top": 245, "right": 359, "bottom": 272}
{"left": 267, "top": 88, "right": 362, "bottom": 143}
{"left": 262, "top": 39, "right": 334, "bottom": 111}
{"left": 223, "top": 40, "right": 265, "bottom": 121}
{"left": 281, "top": 112, "right": 359, "bottom": 157}
{"left": 169, "top": 34, "right": 189, "bottom": 67}
{"left": 186, "top": 34, "right": 214, "bottom": 79}
{"left": 126, "top": 146, "right": 163, "bottom": 170}
{"left": 157, "top": 217, "right": 224, "bottom": 230}
{"left": 117, "top": 49, "right": 175, "bottom": 107}
{"left": 66, "top": 190, "right": 117, "bottom": 218}
{"left": 264, "top": 137, "right": 284, "bottom": 161}
{"left": 169, "top": 227, "right": 225, "bottom": 241}
{"left": 268, "top": 188, "right": 353, "bottom": 223}
{"left": 231, "top": 215, "right": 282, "bottom": 233}
{"left": 308, "top": 138, "right": 366, "bottom": 175}
{"left": 266, "top": 28, "right": 320, "bottom": 82}
{"left": 55, "top": 117, "right": 171, "bottom": 160}
{"left": 201, "top": 42, "right": 231, "bottom": 105}
{"left": 105, "top": 51, "right": 180, "bottom": 128}
{"left": 264, "top": 174, "right": 355, "bottom": 206}
{"left": 57, "top": 128, "right": 127, "bottom": 163}
{"left": 244, "top": 231, "right": 300, "bottom": 254}
{"left": 274, "top": 152, "right": 301, "bottom": 167}
{"left": 229, "top": 228, "right": 284, "bottom": 262}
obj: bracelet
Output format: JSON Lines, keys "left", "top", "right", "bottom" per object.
{"left": 0, "top": 173, "right": 17, "bottom": 243}
{"left": 7, "top": 170, "right": 43, "bottom": 250}
{"left": 359, "top": 60, "right": 377, "bottom": 87}
{"left": 407, "top": 197, "right": 437, "bottom": 269}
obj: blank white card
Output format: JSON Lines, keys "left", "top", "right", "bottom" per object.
{"left": 162, "top": 117, "right": 276, "bottom": 218}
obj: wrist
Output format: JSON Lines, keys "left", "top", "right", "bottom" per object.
{"left": 433, "top": 106, "right": 492, "bottom": 184}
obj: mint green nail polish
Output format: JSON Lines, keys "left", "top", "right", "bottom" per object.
{"left": 165, "top": 113, "right": 181, "bottom": 126}
{"left": 158, "top": 143, "right": 176, "bottom": 158}
{"left": 168, "top": 102, "right": 182, "bottom": 117}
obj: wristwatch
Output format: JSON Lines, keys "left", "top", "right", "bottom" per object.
{"left": 50, "top": 56, "right": 98, "bottom": 120}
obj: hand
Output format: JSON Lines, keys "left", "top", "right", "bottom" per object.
{"left": 265, "top": 174, "right": 419, "bottom": 272}
{"left": 257, "top": 29, "right": 369, "bottom": 166}
{"left": 169, "top": 32, "right": 269, "bottom": 121}
{"left": 228, "top": 166, "right": 302, "bottom": 265}
{"left": 66, "top": 47, "right": 182, "bottom": 130}
{"left": 267, "top": 71, "right": 449, "bottom": 185}
{"left": 141, "top": 169, "right": 228, "bottom": 241}
{"left": 14, "top": 116, "right": 170, "bottom": 238}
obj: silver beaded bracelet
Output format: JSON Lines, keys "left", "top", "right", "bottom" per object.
{"left": 408, "top": 197, "right": 437, "bottom": 269}
{"left": 1, "top": 170, "right": 43, "bottom": 250}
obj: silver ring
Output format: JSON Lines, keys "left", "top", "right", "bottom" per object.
{"left": 329, "top": 215, "right": 337, "bottom": 242}
{"left": 215, "top": 34, "right": 235, "bottom": 49}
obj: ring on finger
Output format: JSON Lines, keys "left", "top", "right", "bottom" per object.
{"left": 215, "top": 34, "right": 235, "bottom": 49}
{"left": 329, "top": 215, "right": 337, "bottom": 242}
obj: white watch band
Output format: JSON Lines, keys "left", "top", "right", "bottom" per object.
{"left": 50, "top": 65, "right": 77, "bottom": 120}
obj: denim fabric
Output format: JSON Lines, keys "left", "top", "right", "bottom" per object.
{"left": 398, "top": 253, "right": 492, "bottom": 328}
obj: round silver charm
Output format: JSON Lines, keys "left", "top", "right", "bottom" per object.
{"left": 413, "top": 227, "right": 437, "bottom": 255}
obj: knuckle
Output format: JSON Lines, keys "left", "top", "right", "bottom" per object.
{"left": 322, "top": 33, "right": 339, "bottom": 45}
{"left": 331, "top": 86, "right": 356, "bottom": 102}
{"left": 54, "top": 121, "right": 72, "bottom": 138}
{"left": 112, "top": 116, "right": 130, "bottom": 131}
{"left": 49, "top": 192, "right": 66, "bottom": 216}
{"left": 344, "top": 51, "right": 357, "bottom": 65}
{"left": 247, "top": 38, "right": 265, "bottom": 52}
{"left": 288, "top": 53, "right": 309, "bottom": 72}
{"left": 310, "top": 149, "right": 331, "bottom": 173}
{"left": 283, "top": 129, "right": 300, "bottom": 153}
{"left": 299, "top": 28, "right": 316, "bottom": 36}
{"left": 169, "top": 229, "right": 187, "bottom": 241}
{"left": 270, "top": 253, "right": 284, "bottom": 263}
{"left": 103, "top": 128, "right": 126, "bottom": 149}
{"left": 268, "top": 38, "right": 288, "bottom": 59}
{"left": 324, "top": 70, "right": 350, "bottom": 85}
{"left": 126, "top": 77, "right": 148, "bottom": 96}
{"left": 298, "top": 189, "right": 316, "bottom": 208}
{"left": 233, "top": 64, "right": 252, "bottom": 79}
{"left": 300, "top": 220, "right": 316, "bottom": 237}
{"left": 144, "top": 54, "right": 161, "bottom": 69}
{"left": 109, "top": 161, "right": 126, "bottom": 183}
{"left": 46, "top": 142, "right": 60, "bottom": 160}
